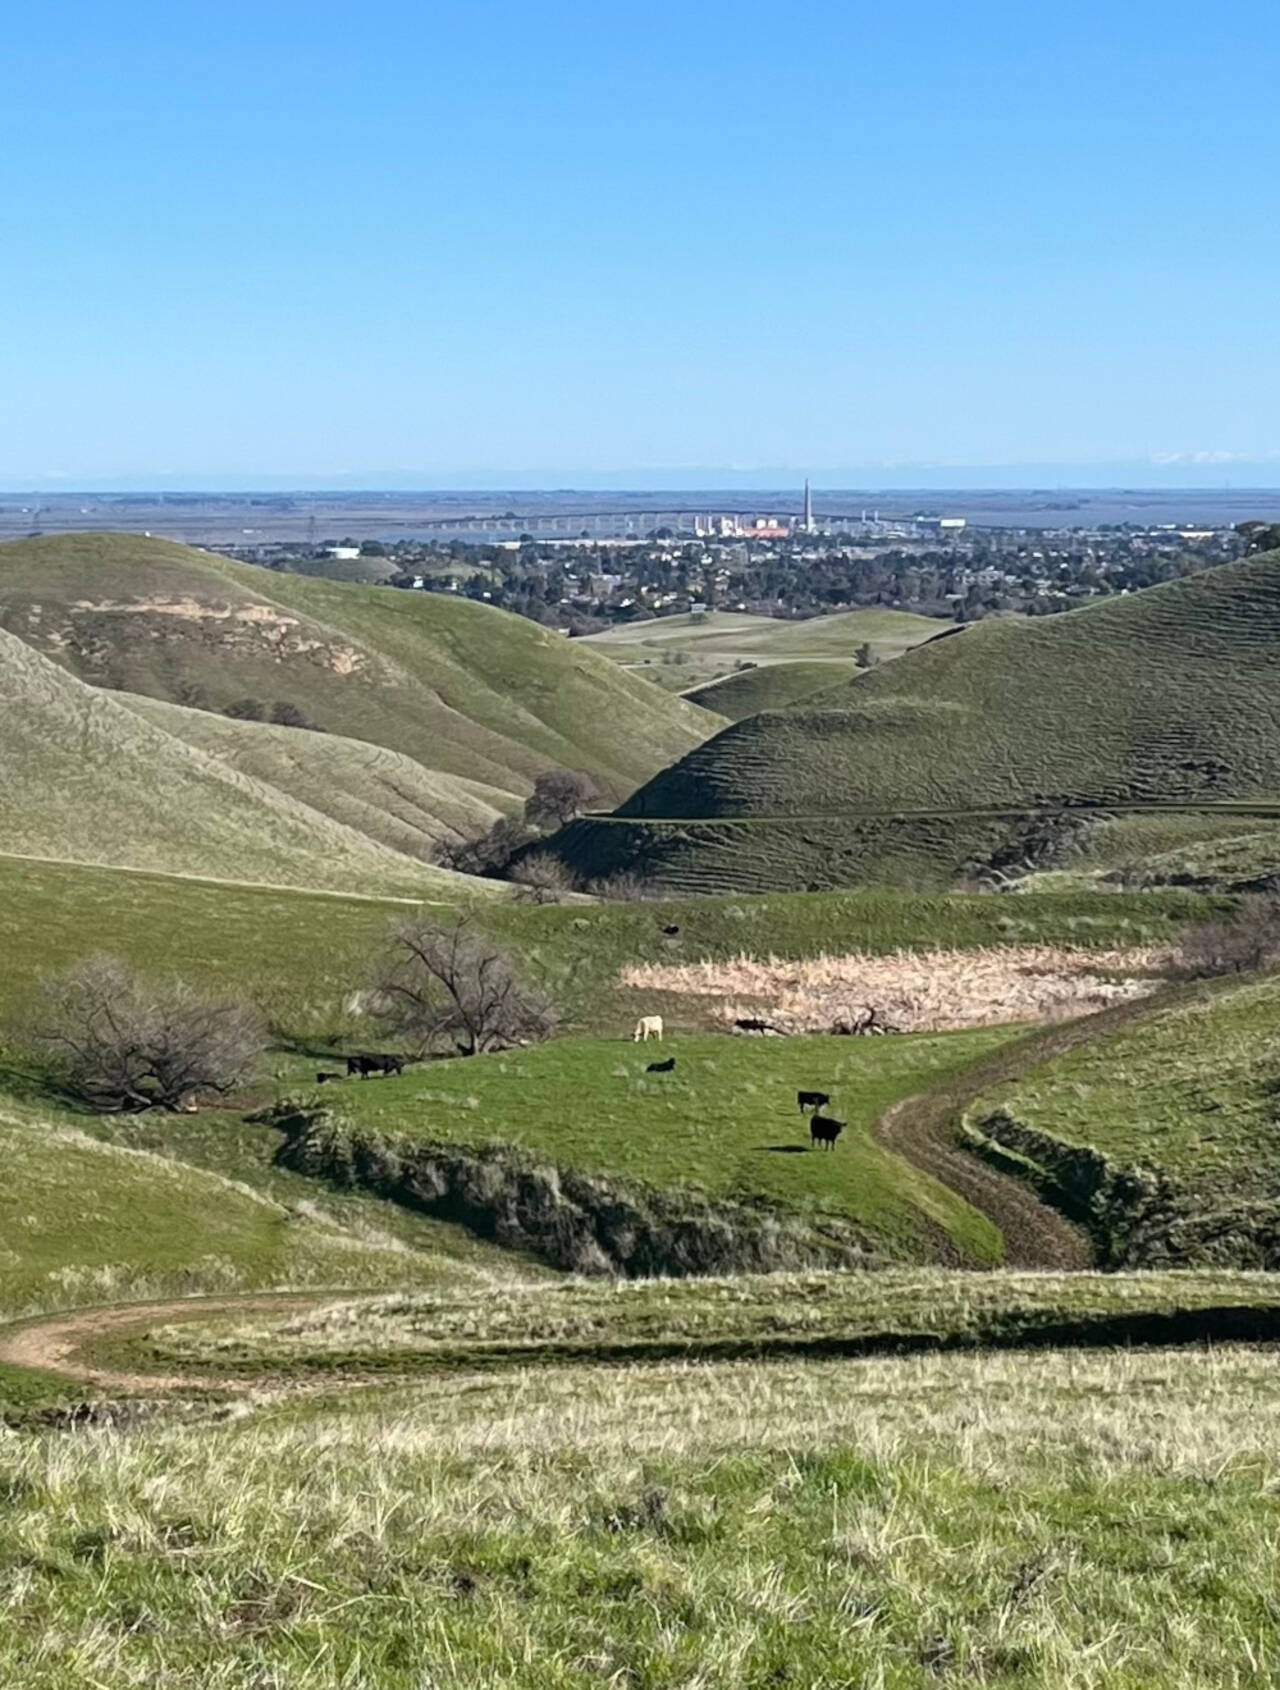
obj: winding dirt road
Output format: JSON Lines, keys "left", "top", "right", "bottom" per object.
{"left": 872, "top": 986, "right": 1219, "bottom": 1270}
{"left": 0, "top": 1292, "right": 347, "bottom": 1396}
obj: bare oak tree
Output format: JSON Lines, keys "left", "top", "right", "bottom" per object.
{"left": 33, "top": 955, "right": 266, "bottom": 1112}
{"left": 1178, "top": 897, "right": 1280, "bottom": 979}
{"left": 373, "top": 917, "right": 556, "bottom": 1056}
{"left": 507, "top": 852, "right": 578, "bottom": 905}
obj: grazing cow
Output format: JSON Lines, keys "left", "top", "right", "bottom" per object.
{"left": 346, "top": 1052, "right": 406, "bottom": 1079}
{"left": 734, "top": 1016, "right": 780, "bottom": 1035}
{"left": 810, "top": 1115, "right": 845, "bottom": 1150}
{"left": 797, "top": 1089, "right": 830, "bottom": 1114}
{"left": 662, "top": 923, "right": 680, "bottom": 936}
{"left": 633, "top": 1016, "right": 664, "bottom": 1043}
{"left": 316, "top": 1070, "right": 344, "bottom": 1085}
{"left": 646, "top": 1056, "right": 676, "bottom": 1073}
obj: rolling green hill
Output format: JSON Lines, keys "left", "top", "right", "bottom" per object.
{"left": 0, "top": 628, "right": 474, "bottom": 895}
{"left": 0, "top": 532, "right": 714, "bottom": 812}
{"left": 584, "top": 605, "right": 937, "bottom": 693}
{"left": 557, "top": 556, "right": 1280, "bottom": 890}
{"left": 685, "top": 659, "right": 859, "bottom": 719}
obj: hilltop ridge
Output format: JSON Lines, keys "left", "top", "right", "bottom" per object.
{"left": 0, "top": 532, "right": 716, "bottom": 812}
{"left": 551, "top": 555, "right": 1280, "bottom": 891}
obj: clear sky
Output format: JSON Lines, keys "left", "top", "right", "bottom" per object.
{"left": 2, "top": 0, "right": 1278, "bottom": 489}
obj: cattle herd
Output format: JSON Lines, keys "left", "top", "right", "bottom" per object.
{"left": 320, "top": 1020, "right": 845, "bottom": 1152}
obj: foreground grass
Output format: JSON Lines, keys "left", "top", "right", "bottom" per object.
{"left": 3, "top": 1342, "right": 1280, "bottom": 1686}
{"left": 306, "top": 1030, "right": 1024, "bottom": 1263}
{"left": 145, "top": 1267, "right": 1280, "bottom": 1375}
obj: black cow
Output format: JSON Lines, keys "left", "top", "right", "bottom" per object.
{"left": 346, "top": 1052, "right": 406, "bottom": 1079}
{"left": 797, "top": 1089, "right": 830, "bottom": 1113}
{"left": 646, "top": 1056, "right": 676, "bottom": 1073}
{"left": 735, "top": 1017, "right": 780, "bottom": 1035}
{"left": 662, "top": 923, "right": 680, "bottom": 936}
{"left": 810, "top": 1115, "right": 845, "bottom": 1150}
{"left": 315, "top": 1070, "right": 344, "bottom": 1085}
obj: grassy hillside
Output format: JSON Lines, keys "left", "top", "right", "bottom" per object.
{"left": 584, "top": 605, "right": 936, "bottom": 693}
{"left": 0, "top": 1096, "right": 502, "bottom": 1322}
{"left": 0, "top": 853, "right": 1218, "bottom": 1036}
{"left": 1016, "top": 812, "right": 1280, "bottom": 894}
{"left": 685, "top": 659, "right": 860, "bottom": 719}
{"left": 0, "top": 532, "right": 713, "bottom": 807}
{"left": 0, "top": 629, "right": 469, "bottom": 896}
{"left": 964, "top": 972, "right": 1280, "bottom": 1268}
{"left": 617, "top": 556, "right": 1280, "bottom": 821}
{"left": 971, "top": 973, "right": 1280, "bottom": 1207}
{"left": 119, "top": 694, "right": 508, "bottom": 857}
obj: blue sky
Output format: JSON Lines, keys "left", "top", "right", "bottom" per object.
{"left": 2, "top": 0, "right": 1277, "bottom": 489}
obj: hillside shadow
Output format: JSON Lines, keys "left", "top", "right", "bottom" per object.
{"left": 0, "top": 1058, "right": 92, "bottom": 1115}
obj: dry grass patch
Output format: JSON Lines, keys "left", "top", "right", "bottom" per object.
{"left": 620, "top": 944, "right": 1175, "bottom": 1033}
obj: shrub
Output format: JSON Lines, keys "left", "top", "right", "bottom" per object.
{"left": 30, "top": 955, "right": 266, "bottom": 1112}
{"left": 587, "top": 870, "right": 658, "bottom": 902}
{"left": 223, "top": 697, "right": 266, "bottom": 722}
{"left": 434, "top": 816, "right": 532, "bottom": 878}
{"left": 508, "top": 854, "right": 578, "bottom": 905}
{"left": 269, "top": 700, "right": 321, "bottom": 731}
{"left": 1177, "top": 897, "right": 1280, "bottom": 978}
{"left": 371, "top": 916, "right": 556, "bottom": 1057}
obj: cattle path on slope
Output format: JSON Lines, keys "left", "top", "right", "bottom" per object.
{"left": 872, "top": 986, "right": 1224, "bottom": 1270}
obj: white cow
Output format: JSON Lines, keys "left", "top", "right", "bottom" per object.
{"left": 633, "top": 1015, "right": 664, "bottom": 1043}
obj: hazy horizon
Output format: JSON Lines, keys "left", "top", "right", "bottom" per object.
{"left": 6, "top": 463, "right": 1280, "bottom": 497}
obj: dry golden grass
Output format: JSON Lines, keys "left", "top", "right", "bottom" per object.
{"left": 620, "top": 943, "right": 1174, "bottom": 1033}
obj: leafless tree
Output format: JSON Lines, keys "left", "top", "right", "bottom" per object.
{"left": 372, "top": 917, "right": 556, "bottom": 1056}
{"left": 32, "top": 955, "right": 266, "bottom": 1112}
{"left": 1178, "top": 897, "right": 1280, "bottom": 978}
{"left": 524, "top": 769, "right": 598, "bottom": 832}
{"left": 508, "top": 853, "right": 578, "bottom": 905}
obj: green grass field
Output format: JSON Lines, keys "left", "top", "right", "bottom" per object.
{"left": 684, "top": 658, "right": 861, "bottom": 719}
{"left": 584, "top": 605, "right": 937, "bottom": 694}
{"left": 304, "top": 1029, "right": 1025, "bottom": 1263}
{"left": 2, "top": 1338, "right": 1278, "bottom": 1686}
{"left": 141, "top": 1266, "right": 1280, "bottom": 1375}
{"left": 0, "top": 852, "right": 1219, "bottom": 1036}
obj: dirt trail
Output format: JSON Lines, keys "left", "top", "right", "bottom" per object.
{"left": 873, "top": 987, "right": 1220, "bottom": 1270}
{"left": 0, "top": 1292, "right": 350, "bottom": 1395}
